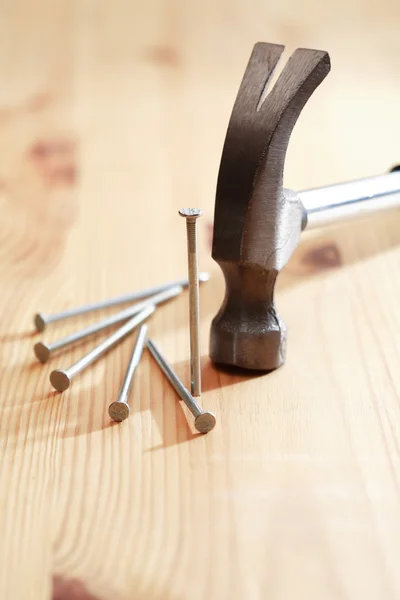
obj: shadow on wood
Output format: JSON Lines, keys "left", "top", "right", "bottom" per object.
{"left": 279, "top": 210, "right": 400, "bottom": 290}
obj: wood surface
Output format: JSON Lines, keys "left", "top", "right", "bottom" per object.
{"left": 0, "top": 1, "right": 400, "bottom": 599}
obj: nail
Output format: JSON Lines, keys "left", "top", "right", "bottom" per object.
{"left": 50, "top": 305, "right": 154, "bottom": 392}
{"left": 108, "top": 324, "right": 148, "bottom": 421}
{"left": 147, "top": 338, "right": 215, "bottom": 433}
{"left": 34, "top": 272, "right": 210, "bottom": 332}
{"left": 179, "top": 208, "right": 203, "bottom": 396}
{"left": 34, "top": 285, "right": 182, "bottom": 363}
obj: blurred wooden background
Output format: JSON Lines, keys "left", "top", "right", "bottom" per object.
{"left": 0, "top": 1, "right": 400, "bottom": 598}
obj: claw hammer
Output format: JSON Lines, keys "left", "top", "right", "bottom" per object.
{"left": 210, "top": 42, "right": 400, "bottom": 371}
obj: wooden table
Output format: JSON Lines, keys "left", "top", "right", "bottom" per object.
{"left": 1, "top": 1, "right": 400, "bottom": 598}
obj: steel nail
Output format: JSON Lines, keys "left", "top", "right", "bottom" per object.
{"left": 147, "top": 338, "right": 215, "bottom": 433}
{"left": 108, "top": 324, "right": 148, "bottom": 422}
{"left": 34, "top": 272, "right": 210, "bottom": 332}
{"left": 50, "top": 305, "right": 154, "bottom": 393}
{"left": 179, "top": 208, "right": 203, "bottom": 397}
{"left": 34, "top": 285, "right": 182, "bottom": 363}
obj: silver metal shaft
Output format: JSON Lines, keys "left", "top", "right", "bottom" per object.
{"left": 179, "top": 208, "right": 203, "bottom": 397}
{"left": 108, "top": 324, "right": 148, "bottom": 422}
{"left": 50, "top": 305, "right": 154, "bottom": 392}
{"left": 34, "top": 285, "right": 182, "bottom": 363}
{"left": 301, "top": 170, "right": 400, "bottom": 230}
{"left": 147, "top": 339, "right": 215, "bottom": 433}
{"left": 34, "top": 272, "right": 210, "bottom": 332}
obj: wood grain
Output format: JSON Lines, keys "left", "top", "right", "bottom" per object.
{"left": 0, "top": 1, "right": 400, "bottom": 599}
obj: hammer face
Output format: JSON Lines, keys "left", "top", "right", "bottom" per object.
{"left": 210, "top": 263, "right": 287, "bottom": 371}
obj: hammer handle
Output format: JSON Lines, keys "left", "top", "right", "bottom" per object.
{"left": 302, "top": 169, "right": 400, "bottom": 230}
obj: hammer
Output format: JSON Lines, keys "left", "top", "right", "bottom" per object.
{"left": 210, "top": 42, "right": 400, "bottom": 371}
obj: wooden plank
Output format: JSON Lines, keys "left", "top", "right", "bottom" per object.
{"left": 0, "top": 0, "right": 400, "bottom": 598}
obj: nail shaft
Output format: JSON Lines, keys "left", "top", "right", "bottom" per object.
{"left": 34, "top": 272, "right": 210, "bottom": 332}
{"left": 108, "top": 324, "right": 148, "bottom": 422}
{"left": 147, "top": 339, "right": 215, "bottom": 433}
{"left": 50, "top": 305, "right": 154, "bottom": 392}
{"left": 34, "top": 285, "right": 182, "bottom": 363}
{"left": 179, "top": 208, "right": 203, "bottom": 396}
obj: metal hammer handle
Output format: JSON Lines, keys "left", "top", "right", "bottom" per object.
{"left": 302, "top": 169, "right": 400, "bottom": 230}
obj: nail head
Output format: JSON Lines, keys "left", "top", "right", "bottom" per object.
{"left": 108, "top": 401, "right": 130, "bottom": 422}
{"left": 34, "top": 313, "right": 46, "bottom": 332}
{"left": 178, "top": 208, "right": 203, "bottom": 220}
{"left": 194, "top": 411, "right": 216, "bottom": 433}
{"left": 50, "top": 369, "right": 71, "bottom": 392}
{"left": 34, "top": 341, "right": 50, "bottom": 363}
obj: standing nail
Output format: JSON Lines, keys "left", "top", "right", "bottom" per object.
{"left": 179, "top": 208, "right": 203, "bottom": 396}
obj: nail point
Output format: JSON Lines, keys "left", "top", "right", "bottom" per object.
{"left": 194, "top": 411, "right": 216, "bottom": 433}
{"left": 50, "top": 369, "right": 70, "bottom": 392}
{"left": 108, "top": 401, "right": 130, "bottom": 422}
{"left": 34, "top": 341, "right": 50, "bottom": 363}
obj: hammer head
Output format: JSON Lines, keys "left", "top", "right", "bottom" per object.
{"left": 210, "top": 42, "right": 330, "bottom": 371}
